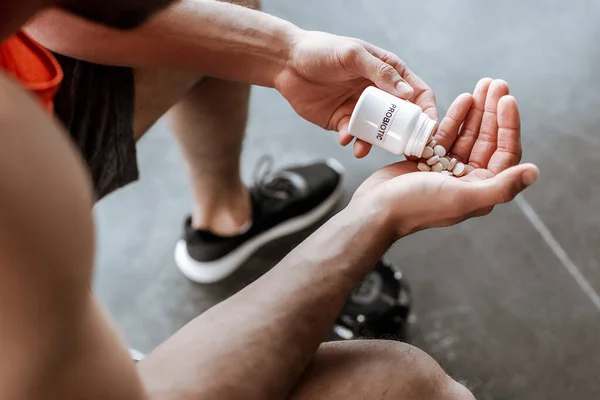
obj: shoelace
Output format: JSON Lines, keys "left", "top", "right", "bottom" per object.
{"left": 252, "top": 155, "right": 304, "bottom": 200}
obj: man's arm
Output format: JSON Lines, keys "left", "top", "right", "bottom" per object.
{"left": 138, "top": 205, "right": 393, "bottom": 399}
{"left": 137, "top": 87, "right": 537, "bottom": 400}
{"left": 26, "top": 0, "right": 299, "bottom": 87}
{"left": 27, "top": 0, "right": 437, "bottom": 157}
{"left": 0, "top": 73, "right": 148, "bottom": 400}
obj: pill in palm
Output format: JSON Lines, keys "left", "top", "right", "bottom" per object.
{"left": 415, "top": 146, "right": 473, "bottom": 177}
{"left": 453, "top": 162, "right": 466, "bottom": 177}
{"left": 448, "top": 157, "right": 458, "bottom": 170}
{"left": 438, "top": 157, "right": 450, "bottom": 170}
{"left": 422, "top": 146, "right": 434, "bottom": 159}
{"left": 433, "top": 145, "right": 446, "bottom": 157}
{"left": 426, "top": 155, "right": 440, "bottom": 166}
{"left": 431, "top": 162, "right": 444, "bottom": 173}
{"left": 418, "top": 162, "right": 431, "bottom": 172}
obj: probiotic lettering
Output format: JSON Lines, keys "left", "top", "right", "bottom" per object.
{"left": 376, "top": 103, "right": 397, "bottom": 141}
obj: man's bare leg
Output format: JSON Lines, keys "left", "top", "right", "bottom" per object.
{"left": 133, "top": 0, "right": 259, "bottom": 236}
{"left": 133, "top": 71, "right": 251, "bottom": 237}
{"left": 169, "top": 0, "right": 259, "bottom": 235}
{"left": 170, "top": 78, "right": 251, "bottom": 235}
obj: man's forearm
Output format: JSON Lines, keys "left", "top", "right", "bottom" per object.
{"left": 139, "top": 204, "right": 396, "bottom": 399}
{"left": 26, "top": 0, "right": 301, "bottom": 87}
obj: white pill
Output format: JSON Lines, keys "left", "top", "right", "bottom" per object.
{"left": 431, "top": 162, "right": 444, "bottom": 173}
{"left": 453, "top": 162, "right": 466, "bottom": 177}
{"left": 448, "top": 157, "right": 458, "bottom": 170}
{"left": 426, "top": 155, "right": 440, "bottom": 166}
{"left": 433, "top": 145, "right": 446, "bottom": 157}
{"left": 422, "top": 146, "right": 434, "bottom": 159}
{"left": 417, "top": 162, "right": 431, "bottom": 172}
{"left": 428, "top": 139, "right": 437, "bottom": 148}
{"left": 438, "top": 157, "right": 450, "bottom": 170}
{"left": 441, "top": 170, "right": 453, "bottom": 176}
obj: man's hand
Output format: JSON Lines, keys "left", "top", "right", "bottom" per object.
{"left": 274, "top": 31, "right": 437, "bottom": 158}
{"left": 350, "top": 78, "right": 539, "bottom": 238}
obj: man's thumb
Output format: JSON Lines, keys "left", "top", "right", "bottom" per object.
{"left": 470, "top": 163, "right": 539, "bottom": 207}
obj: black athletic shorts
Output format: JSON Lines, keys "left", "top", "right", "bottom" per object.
{"left": 51, "top": 52, "right": 138, "bottom": 200}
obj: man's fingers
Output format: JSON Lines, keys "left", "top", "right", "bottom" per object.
{"left": 337, "top": 116, "right": 371, "bottom": 156}
{"left": 359, "top": 40, "right": 438, "bottom": 120}
{"left": 334, "top": 94, "right": 374, "bottom": 157}
{"left": 408, "top": 73, "right": 438, "bottom": 121}
{"left": 354, "top": 139, "right": 372, "bottom": 158}
{"left": 337, "top": 116, "right": 353, "bottom": 146}
{"left": 338, "top": 124, "right": 372, "bottom": 157}
{"left": 338, "top": 132, "right": 353, "bottom": 146}
{"left": 468, "top": 79, "right": 510, "bottom": 168}
{"left": 467, "top": 163, "right": 539, "bottom": 209}
{"left": 350, "top": 46, "right": 414, "bottom": 99}
{"left": 335, "top": 101, "right": 373, "bottom": 158}
{"left": 451, "top": 78, "right": 493, "bottom": 161}
{"left": 487, "top": 96, "right": 522, "bottom": 174}
{"left": 433, "top": 93, "right": 473, "bottom": 151}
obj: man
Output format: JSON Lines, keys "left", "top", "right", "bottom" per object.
{"left": 23, "top": 0, "right": 437, "bottom": 284}
{"left": 0, "top": 0, "right": 539, "bottom": 399}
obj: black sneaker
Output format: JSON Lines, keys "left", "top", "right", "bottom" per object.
{"left": 330, "top": 259, "right": 413, "bottom": 341}
{"left": 175, "top": 157, "right": 345, "bottom": 283}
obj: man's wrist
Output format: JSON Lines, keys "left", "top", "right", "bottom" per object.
{"left": 341, "top": 197, "right": 398, "bottom": 246}
{"left": 269, "top": 24, "right": 305, "bottom": 88}
{"left": 345, "top": 194, "right": 413, "bottom": 243}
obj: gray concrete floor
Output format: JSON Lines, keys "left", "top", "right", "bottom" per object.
{"left": 94, "top": 1, "right": 600, "bottom": 399}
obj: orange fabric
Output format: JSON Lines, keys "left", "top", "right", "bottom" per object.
{"left": 0, "top": 31, "right": 63, "bottom": 113}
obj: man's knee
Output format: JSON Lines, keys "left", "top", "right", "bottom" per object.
{"left": 381, "top": 341, "right": 475, "bottom": 400}
{"left": 351, "top": 340, "right": 476, "bottom": 400}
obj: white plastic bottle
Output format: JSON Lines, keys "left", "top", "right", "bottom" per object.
{"left": 348, "top": 86, "right": 437, "bottom": 158}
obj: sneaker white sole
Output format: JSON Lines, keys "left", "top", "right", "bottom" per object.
{"left": 175, "top": 158, "right": 345, "bottom": 284}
